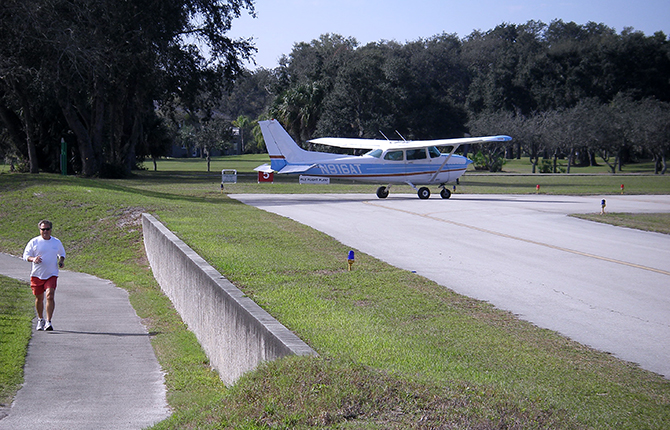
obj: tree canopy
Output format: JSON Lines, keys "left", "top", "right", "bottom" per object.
{"left": 0, "top": 0, "right": 255, "bottom": 176}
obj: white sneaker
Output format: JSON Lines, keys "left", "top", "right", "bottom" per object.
{"left": 44, "top": 321, "right": 53, "bottom": 331}
{"left": 36, "top": 319, "right": 45, "bottom": 330}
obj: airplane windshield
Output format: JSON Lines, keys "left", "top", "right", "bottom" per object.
{"left": 365, "top": 149, "right": 383, "bottom": 158}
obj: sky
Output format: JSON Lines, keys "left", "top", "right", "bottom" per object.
{"left": 227, "top": 0, "right": 670, "bottom": 70}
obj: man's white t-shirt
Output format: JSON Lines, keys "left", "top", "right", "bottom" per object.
{"left": 23, "top": 236, "right": 66, "bottom": 279}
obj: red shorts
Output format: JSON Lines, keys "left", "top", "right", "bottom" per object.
{"left": 30, "top": 276, "right": 57, "bottom": 296}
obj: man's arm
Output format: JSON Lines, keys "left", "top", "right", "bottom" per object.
{"left": 23, "top": 239, "right": 37, "bottom": 262}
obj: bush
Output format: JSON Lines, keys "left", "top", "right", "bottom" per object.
{"left": 473, "top": 151, "right": 505, "bottom": 172}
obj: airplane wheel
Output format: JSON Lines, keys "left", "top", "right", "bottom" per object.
{"left": 376, "top": 186, "right": 389, "bottom": 198}
{"left": 418, "top": 187, "right": 430, "bottom": 199}
{"left": 440, "top": 188, "right": 452, "bottom": 199}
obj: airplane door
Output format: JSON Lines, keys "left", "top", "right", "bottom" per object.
{"left": 382, "top": 150, "right": 405, "bottom": 176}
{"left": 405, "top": 148, "right": 429, "bottom": 178}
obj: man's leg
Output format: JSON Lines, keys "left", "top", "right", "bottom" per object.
{"left": 44, "top": 287, "right": 55, "bottom": 330}
{"left": 34, "top": 292, "right": 45, "bottom": 330}
{"left": 45, "top": 287, "right": 55, "bottom": 321}
{"left": 35, "top": 292, "right": 44, "bottom": 319}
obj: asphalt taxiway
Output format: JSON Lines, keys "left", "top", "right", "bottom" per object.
{"left": 231, "top": 193, "right": 670, "bottom": 379}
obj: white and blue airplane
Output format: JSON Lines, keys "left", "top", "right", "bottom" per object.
{"left": 255, "top": 119, "right": 512, "bottom": 199}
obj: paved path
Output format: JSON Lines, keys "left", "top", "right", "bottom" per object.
{"left": 0, "top": 253, "right": 170, "bottom": 430}
{"left": 231, "top": 193, "right": 670, "bottom": 379}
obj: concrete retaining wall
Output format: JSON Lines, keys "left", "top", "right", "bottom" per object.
{"left": 142, "top": 213, "right": 316, "bottom": 385}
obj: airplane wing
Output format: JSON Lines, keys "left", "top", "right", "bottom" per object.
{"left": 309, "top": 135, "right": 512, "bottom": 150}
{"left": 308, "top": 137, "right": 386, "bottom": 149}
{"left": 419, "top": 135, "right": 512, "bottom": 146}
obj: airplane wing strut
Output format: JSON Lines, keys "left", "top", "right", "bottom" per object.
{"left": 430, "top": 144, "right": 459, "bottom": 183}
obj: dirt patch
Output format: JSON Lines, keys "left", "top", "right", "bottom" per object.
{"left": 116, "top": 207, "right": 146, "bottom": 229}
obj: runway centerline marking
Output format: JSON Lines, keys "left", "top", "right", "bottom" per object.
{"left": 365, "top": 201, "right": 670, "bottom": 277}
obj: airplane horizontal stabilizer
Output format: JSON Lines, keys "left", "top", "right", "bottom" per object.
{"left": 254, "top": 163, "right": 273, "bottom": 173}
{"left": 254, "top": 163, "right": 316, "bottom": 174}
{"left": 277, "top": 164, "right": 317, "bottom": 174}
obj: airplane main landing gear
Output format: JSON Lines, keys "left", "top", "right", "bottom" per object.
{"left": 404, "top": 182, "right": 452, "bottom": 199}
{"left": 376, "top": 186, "right": 390, "bottom": 199}
{"left": 418, "top": 187, "right": 431, "bottom": 199}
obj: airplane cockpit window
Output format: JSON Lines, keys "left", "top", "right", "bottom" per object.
{"left": 406, "top": 148, "right": 427, "bottom": 160}
{"left": 365, "top": 149, "right": 383, "bottom": 158}
{"left": 428, "top": 147, "right": 442, "bottom": 158}
{"left": 384, "top": 150, "right": 404, "bottom": 161}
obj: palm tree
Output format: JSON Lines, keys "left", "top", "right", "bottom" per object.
{"left": 232, "top": 115, "right": 252, "bottom": 154}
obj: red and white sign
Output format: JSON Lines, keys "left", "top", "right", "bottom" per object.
{"left": 258, "top": 171, "right": 274, "bottom": 183}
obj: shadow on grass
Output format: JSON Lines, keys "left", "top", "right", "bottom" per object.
{"left": 0, "top": 172, "right": 244, "bottom": 206}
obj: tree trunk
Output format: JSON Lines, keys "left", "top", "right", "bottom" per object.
{"left": 553, "top": 150, "right": 558, "bottom": 173}
{"left": 25, "top": 126, "right": 39, "bottom": 173}
{"left": 0, "top": 103, "right": 27, "bottom": 154}
{"left": 60, "top": 100, "right": 99, "bottom": 177}
{"left": 600, "top": 151, "right": 616, "bottom": 174}
{"left": 567, "top": 147, "right": 574, "bottom": 173}
{"left": 14, "top": 85, "right": 39, "bottom": 173}
{"left": 122, "top": 103, "right": 142, "bottom": 174}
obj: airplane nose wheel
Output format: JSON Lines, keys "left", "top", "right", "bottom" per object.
{"left": 376, "top": 186, "right": 389, "bottom": 199}
{"left": 418, "top": 187, "right": 431, "bottom": 199}
{"left": 440, "top": 188, "right": 452, "bottom": 199}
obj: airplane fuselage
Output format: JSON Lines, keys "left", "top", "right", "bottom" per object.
{"left": 290, "top": 152, "right": 472, "bottom": 185}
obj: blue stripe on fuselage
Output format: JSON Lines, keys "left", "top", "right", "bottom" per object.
{"left": 298, "top": 154, "right": 472, "bottom": 182}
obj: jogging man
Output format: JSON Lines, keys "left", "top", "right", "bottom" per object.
{"left": 23, "top": 220, "right": 66, "bottom": 331}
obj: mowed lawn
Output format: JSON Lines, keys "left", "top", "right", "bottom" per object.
{"left": 1, "top": 162, "right": 669, "bottom": 429}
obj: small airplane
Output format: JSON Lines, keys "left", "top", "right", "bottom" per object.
{"left": 255, "top": 119, "right": 512, "bottom": 199}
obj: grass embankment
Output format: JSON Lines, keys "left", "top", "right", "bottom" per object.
{"left": 1, "top": 166, "right": 669, "bottom": 429}
{"left": 0, "top": 276, "right": 33, "bottom": 410}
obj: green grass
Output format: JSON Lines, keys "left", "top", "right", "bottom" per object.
{"left": 136, "top": 154, "right": 659, "bottom": 176}
{"left": 572, "top": 213, "right": 670, "bottom": 235}
{"left": 0, "top": 275, "right": 34, "bottom": 409}
{"left": 488, "top": 157, "right": 659, "bottom": 174}
{"left": 1, "top": 168, "right": 669, "bottom": 429}
{"left": 128, "top": 154, "right": 670, "bottom": 197}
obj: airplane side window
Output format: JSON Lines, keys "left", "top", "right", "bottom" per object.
{"left": 428, "top": 147, "right": 442, "bottom": 158}
{"left": 384, "top": 150, "right": 404, "bottom": 161}
{"left": 406, "top": 149, "right": 427, "bottom": 160}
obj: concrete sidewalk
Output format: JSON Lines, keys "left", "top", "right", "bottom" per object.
{"left": 0, "top": 253, "right": 170, "bottom": 430}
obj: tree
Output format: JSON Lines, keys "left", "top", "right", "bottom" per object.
{"left": 463, "top": 22, "right": 544, "bottom": 116}
{"left": 466, "top": 110, "right": 519, "bottom": 171}
{"left": 232, "top": 115, "right": 253, "bottom": 154}
{"left": 272, "top": 34, "right": 355, "bottom": 144}
{"left": 0, "top": 0, "right": 256, "bottom": 177}
{"left": 632, "top": 98, "right": 670, "bottom": 174}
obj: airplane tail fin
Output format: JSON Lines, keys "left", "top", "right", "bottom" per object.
{"left": 258, "top": 119, "right": 319, "bottom": 173}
